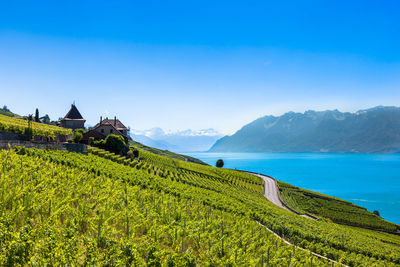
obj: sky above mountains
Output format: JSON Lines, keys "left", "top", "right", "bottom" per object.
{"left": 1, "top": 1, "right": 399, "bottom": 134}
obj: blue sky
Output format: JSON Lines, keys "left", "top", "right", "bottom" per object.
{"left": 0, "top": 1, "right": 399, "bottom": 134}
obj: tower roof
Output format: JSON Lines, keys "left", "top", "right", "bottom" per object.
{"left": 62, "top": 104, "right": 85, "bottom": 120}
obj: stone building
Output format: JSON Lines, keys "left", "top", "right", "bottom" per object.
{"left": 92, "top": 116, "right": 129, "bottom": 137}
{"left": 60, "top": 104, "right": 86, "bottom": 130}
{"left": 81, "top": 116, "right": 129, "bottom": 144}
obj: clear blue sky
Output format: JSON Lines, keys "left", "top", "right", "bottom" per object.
{"left": 1, "top": 1, "right": 399, "bottom": 134}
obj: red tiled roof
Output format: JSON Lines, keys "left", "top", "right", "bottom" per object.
{"left": 93, "top": 118, "right": 128, "bottom": 131}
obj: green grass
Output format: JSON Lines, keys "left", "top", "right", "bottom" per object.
{"left": 1, "top": 146, "right": 400, "bottom": 266}
{"left": 129, "top": 139, "right": 207, "bottom": 165}
{"left": 277, "top": 181, "right": 399, "bottom": 232}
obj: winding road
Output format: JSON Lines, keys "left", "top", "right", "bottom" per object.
{"left": 249, "top": 172, "right": 317, "bottom": 220}
{"left": 247, "top": 172, "right": 348, "bottom": 266}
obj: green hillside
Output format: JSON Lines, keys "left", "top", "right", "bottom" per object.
{"left": 277, "top": 181, "right": 399, "bottom": 232}
{"left": 0, "top": 114, "right": 72, "bottom": 138}
{"left": 1, "top": 146, "right": 400, "bottom": 265}
{"left": 210, "top": 106, "right": 400, "bottom": 153}
{"left": 129, "top": 139, "right": 207, "bottom": 165}
{"left": 0, "top": 106, "right": 19, "bottom": 117}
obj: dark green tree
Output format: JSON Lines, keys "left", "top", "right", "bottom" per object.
{"left": 131, "top": 148, "right": 139, "bottom": 158}
{"left": 25, "top": 114, "right": 33, "bottom": 136}
{"left": 34, "top": 108, "right": 39, "bottom": 122}
{"left": 104, "top": 134, "right": 126, "bottom": 154}
{"left": 216, "top": 159, "right": 224, "bottom": 168}
{"left": 373, "top": 210, "right": 380, "bottom": 217}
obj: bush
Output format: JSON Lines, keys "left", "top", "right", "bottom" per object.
{"left": 216, "top": 159, "right": 224, "bottom": 168}
{"left": 127, "top": 148, "right": 139, "bottom": 159}
{"left": 71, "top": 131, "right": 83, "bottom": 143}
{"left": 92, "top": 135, "right": 126, "bottom": 154}
{"left": 129, "top": 148, "right": 139, "bottom": 158}
{"left": 75, "top": 128, "right": 86, "bottom": 134}
{"left": 99, "top": 135, "right": 126, "bottom": 154}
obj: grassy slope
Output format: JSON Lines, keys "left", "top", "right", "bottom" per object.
{"left": 1, "top": 146, "right": 400, "bottom": 266}
{"left": 0, "top": 109, "right": 19, "bottom": 117}
{"left": 277, "top": 181, "right": 399, "bottom": 232}
{"left": 129, "top": 139, "right": 207, "bottom": 165}
{"left": 0, "top": 114, "right": 71, "bottom": 137}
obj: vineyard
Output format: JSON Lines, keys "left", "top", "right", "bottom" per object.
{"left": 277, "top": 181, "right": 399, "bottom": 232}
{"left": 1, "top": 146, "right": 400, "bottom": 265}
{"left": 0, "top": 114, "right": 72, "bottom": 138}
{"left": 129, "top": 140, "right": 207, "bottom": 165}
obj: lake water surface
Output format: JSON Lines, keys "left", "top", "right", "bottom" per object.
{"left": 187, "top": 152, "right": 400, "bottom": 224}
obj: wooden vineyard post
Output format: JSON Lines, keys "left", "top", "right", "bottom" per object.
{"left": 97, "top": 213, "right": 103, "bottom": 243}
{"left": 126, "top": 216, "right": 129, "bottom": 238}
{"left": 221, "top": 237, "right": 224, "bottom": 256}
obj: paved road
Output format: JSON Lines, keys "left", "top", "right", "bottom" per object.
{"left": 254, "top": 173, "right": 291, "bottom": 211}
{"left": 249, "top": 172, "right": 316, "bottom": 220}
{"left": 247, "top": 172, "right": 347, "bottom": 265}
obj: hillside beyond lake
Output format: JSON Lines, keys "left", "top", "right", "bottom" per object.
{"left": 188, "top": 152, "right": 400, "bottom": 224}
{"left": 210, "top": 106, "right": 400, "bottom": 153}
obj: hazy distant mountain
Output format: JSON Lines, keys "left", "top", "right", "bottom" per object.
{"left": 210, "top": 106, "right": 400, "bottom": 153}
{"left": 130, "top": 133, "right": 176, "bottom": 151}
{"left": 131, "top": 128, "right": 222, "bottom": 152}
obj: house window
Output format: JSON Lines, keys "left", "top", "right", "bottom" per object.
{"left": 66, "top": 122, "right": 73, "bottom": 127}
{"left": 101, "top": 129, "right": 104, "bottom": 133}
{"left": 110, "top": 129, "right": 113, "bottom": 133}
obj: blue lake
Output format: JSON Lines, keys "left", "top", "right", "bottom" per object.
{"left": 187, "top": 152, "right": 400, "bottom": 224}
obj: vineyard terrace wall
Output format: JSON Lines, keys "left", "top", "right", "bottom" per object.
{"left": 0, "top": 140, "right": 87, "bottom": 154}
{"left": 0, "top": 130, "right": 71, "bottom": 143}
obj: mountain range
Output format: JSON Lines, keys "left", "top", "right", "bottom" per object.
{"left": 131, "top": 127, "right": 222, "bottom": 152}
{"left": 210, "top": 106, "right": 400, "bottom": 153}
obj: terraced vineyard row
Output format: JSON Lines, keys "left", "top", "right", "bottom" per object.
{"left": 0, "top": 148, "right": 329, "bottom": 265}
{"left": 277, "top": 181, "right": 399, "bottom": 232}
{"left": 8, "top": 147, "right": 400, "bottom": 266}
{"left": 0, "top": 114, "right": 72, "bottom": 138}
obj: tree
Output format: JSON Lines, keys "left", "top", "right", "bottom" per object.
{"left": 25, "top": 114, "right": 33, "bottom": 136}
{"left": 41, "top": 114, "right": 51, "bottom": 124}
{"left": 34, "top": 108, "right": 39, "bottom": 122}
{"left": 104, "top": 134, "right": 126, "bottom": 154}
{"left": 373, "top": 210, "right": 380, "bottom": 217}
{"left": 132, "top": 148, "right": 139, "bottom": 158}
{"left": 216, "top": 159, "right": 224, "bottom": 168}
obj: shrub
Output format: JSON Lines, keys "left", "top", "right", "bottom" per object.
{"left": 216, "top": 159, "right": 224, "bottom": 168}
{"left": 127, "top": 148, "right": 139, "bottom": 159}
{"left": 75, "top": 128, "right": 86, "bottom": 134}
{"left": 93, "top": 139, "right": 105, "bottom": 148}
{"left": 72, "top": 131, "right": 83, "bottom": 143}
{"left": 104, "top": 135, "right": 126, "bottom": 154}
